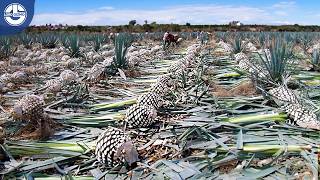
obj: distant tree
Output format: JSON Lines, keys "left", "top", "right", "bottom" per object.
{"left": 76, "top": 25, "right": 84, "bottom": 31}
{"left": 186, "top": 22, "right": 191, "bottom": 26}
{"left": 129, "top": 20, "right": 137, "bottom": 26}
{"left": 144, "top": 20, "right": 148, "bottom": 24}
{"left": 151, "top": 21, "right": 157, "bottom": 25}
{"left": 143, "top": 24, "right": 152, "bottom": 32}
{"left": 171, "top": 24, "right": 181, "bottom": 32}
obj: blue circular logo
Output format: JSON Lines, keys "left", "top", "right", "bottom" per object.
{"left": 4, "top": 3, "right": 27, "bottom": 26}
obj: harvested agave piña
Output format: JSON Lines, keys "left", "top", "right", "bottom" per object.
{"left": 45, "top": 79, "right": 63, "bottom": 93}
{"left": 282, "top": 104, "right": 320, "bottom": 130}
{"left": 269, "top": 86, "right": 299, "bottom": 104}
{"left": 87, "top": 63, "right": 105, "bottom": 82}
{"left": 167, "top": 61, "right": 187, "bottom": 75}
{"left": 11, "top": 71, "right": 28, "bottom": 83}
{"left": 59, "top": 70, "right": 78, "bottom": 84}
{"left": 238, "top": 58, "right": 253, "bottom": 72}
{"left": 218, "top": 41, "right": 233, "bottom": 53}
{"left": 234, "top": 52, "right": 248, "bottom": 62}
{"left": 95, "top": 127, "right": 139, "bottom": 167}
{"left": 11, "top": 95, "right": 44, "bottom": 122}
{"left": 150, "top": 82, "right": 170, "bottom": 97}
{"left": 0, "top": 73, "right": 13, "bottom": 83}
{"left": 125, "top": 105, "right": 157, "bottom": 128}
{"left": 137, "top": 92, "right": 163, "bottom": 109}
{"left": 156, "top": 74, "right": 173, "bottom": 87}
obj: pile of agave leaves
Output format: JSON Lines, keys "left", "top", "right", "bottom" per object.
{"left": 0, "top": 31, "right": 319, "bottom": 179}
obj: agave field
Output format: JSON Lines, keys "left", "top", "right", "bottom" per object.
{"left": 0, "top": 31, "right": 319, "bottom": 179}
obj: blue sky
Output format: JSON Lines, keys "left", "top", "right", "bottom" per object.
{"left": 32, "top": 0, "right": 320, "bottom": 25}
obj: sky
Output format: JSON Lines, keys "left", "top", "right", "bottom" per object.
{"left": 32, "top": 0, "right": 320, "bottom": 26}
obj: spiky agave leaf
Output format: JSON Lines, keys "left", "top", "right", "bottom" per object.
{"left": 60, "top": 33, "right": 70, "bottom": 49}
{"left": 225, "top": 113, "right": 287, "bottom": 124}
{"left": 111, "top": 33, "right": 133, "bottom": 70}
{"left": 216, "top": 32, "right": 228, "bottom": 42}
{"left": 311, "top": 49, "right": 320, "bottom": 71}
{"left": 38, "top": 33, "right": 58, "bottom": 49}
{"left": 229, "top": 34, "right": 247, "bottom": 54}
{"left": 254, "top": 32, "right": 269, "bottom": 49}
{"left": 90, "top": 98, "right": 137, "bottom": 112}
{"left": 257, "top": 38, "right": 293, "bottom": 84}
{"left": 91, "top": 34, "right": 107, "bottom": 52}
{"left": 19, "top": 33, "right": 33, "bottom": 49}
{"left": 67, "top": 35, "right": 82, "bottom": 58}
{"left": 0, "top": 37, "right": 16, "bottom": 59}
{"left": 298, "top": 33, "right": 314, "bottom": 53}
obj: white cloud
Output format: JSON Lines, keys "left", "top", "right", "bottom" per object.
{"left": 272, "top": 1, "right": 296, "bottom": 9}
{"left": 31, "top": 2, "right": 313, "bottom": 26}
{"left": 99, "top": 6, "right": 114, "bottom": 10}
{"left": 273, "top": 21, "right": 292, "bottom": 25}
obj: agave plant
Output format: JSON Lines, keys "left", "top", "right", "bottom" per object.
{"left": 19, "top": 33, "right": 33, "bottom": 49}
{"left": 91, "top": 34, "right": 107, "bottom": 52}
{"left": 257, "top": 38, "right": 293, "bottom": 84}
{"left": 66, "top": 35, "right": 82, "bottom": 58}
{"left": 229, "top": 34, "right": 247, "bottom": 54}
{"left": 111, "top": 33, "right": 132, "bottom": 70}
{"left": 255, "top": 32, "right": 269, "bottom": 49}
{"left": 0, "top": 37, "right": 16, "bottom": 60}
{"left": 297, "top": 33, "right": 314, "bottom": 53}
{"left": 60, "top": 34, "right": 69, "bottom": 49}
{"left": 215, "top": 32, "right": 228, "bottom": 42}
{"left": 38, "top": 33, "right": 58, "bottom": 49}
{"left": 311, "top": 49, "right": 320, "bottom": 71}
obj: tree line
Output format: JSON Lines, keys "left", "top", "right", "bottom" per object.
{"left": 27, "top": 21, "right": 320, "bottom": 33}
